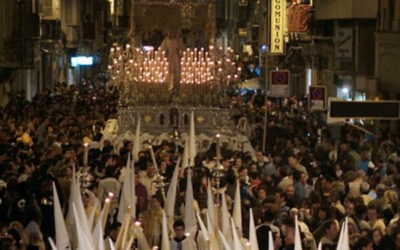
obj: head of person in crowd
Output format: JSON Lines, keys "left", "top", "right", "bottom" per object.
{"left": 221, "top": 157, "right": 231, "bottom": 169}
{"left": 320, "top": 219, "right": 339, "bottom": 244}
{"left": 248, "top": 162, "right": 260, "bottom": 176}
{"left": 317, "top": 205, "right": 331, "bottom": 222}
{"left": 107, "top": 222, "right": 121, "bottom": 242}
{"left": 384, "top": 189, "right": 398, "bottom": 205}
{"left": 146, "top": 163, "right": 156, "bottom": 178}
{"left": 354, "top": 235, "right": 373, "bottom": 250}
{"left": 104, "top": 165, "right": 117, "bottom": 179}
{"left": 255, "top": 151, "right": 267, "bottom": 164}
{"left": 173, "top": 219, "right": 186, "bottom": 241}
{"left": 283, "top": 218, "right": 298, "bottom": 248}
{"left": 371, "top": 228, "right": 383, "bottom": 248}
{"left": 149, "top": 194, "right": 163, "bottom": 210}
{"left": 238, "top": 166, "right": 249, "bottom": 184}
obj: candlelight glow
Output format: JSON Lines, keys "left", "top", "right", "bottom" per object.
{"left": 180, "top": 47, "right": 213, "bottom": 85}
{"left": 107, "top": 43, "right": 241, "bottom": 106}
{"left": 108, "top": 45, "right": 169, "bottom": 85}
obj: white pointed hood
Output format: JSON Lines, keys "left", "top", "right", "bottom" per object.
{"left": 117, "top": 154, "right": 136, "bottom": 223}
{"left": 68, "top": 166, "right": 94, "bottom": 248}
{"left": 221, "top": 192, "right": 232, "bottom": 244}
{"left": 189, "top": 111, "right": 196, "bottom": 166}
{"left": 336, "top": 217, "right": 349, "bottom": 250}
{"left": 233, "top": 179, "right": 242, "bottom": 237}
{"left": 207, "top": 179, "right": 216, "bottom": 229}
{"left": 52, "top": 182, "right": 70, "bottom": 250}
{"left": 161, "top": 210, "right": 171, "bottom": 250}
{"left": 92, "top": 210, "right": 105, "bottom": 250}
{"left": 196, "top": 212, "right": 209, "bottom": 243}
{"left": 249, "top": 208, "right": 259, "bottom": 250}
{"left": 165, "top": 158, "right": 181, "bottom": 226}
{"left": 132, "top": 118, "right": 141, "bottom": 162}
{"left": 219, "top": 230, "right": 233, "bottom": 250}
{"left": 294, "top": 215, "right": 303, "bottom": 250}
{"left": 231, "top": 218, "right": 244, "bottom": 250}
{"left": 268, "top": 230, "right": 274, "bottom": 250}
{"left": 72, "top": 203, "right": 95, "bottom": 250}
{"left": 184, "top": 167, "right": 197, "bottom": 234}
{"left": 182, "top": 139, "right": 189, "bottom": 169}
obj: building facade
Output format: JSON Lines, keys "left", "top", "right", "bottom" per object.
{"left": 0, "top": 0, "right": 399, "bottom": 112}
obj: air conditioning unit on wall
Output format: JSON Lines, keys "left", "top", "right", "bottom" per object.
{"left": 41, "top": 0, "right": 60, "bottom": 20}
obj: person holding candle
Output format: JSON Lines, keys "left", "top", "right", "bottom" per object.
{"left": 140, "top": 162, "right": 158, "bottom": 197}
{"left": 98, "top": 167, "right": 121, "bottom": 214}
{"left": 104, "top": 222, "right": 121, "bottom": 250}
{"left": 82, "top": 190, "right": 100, "bottom": 230}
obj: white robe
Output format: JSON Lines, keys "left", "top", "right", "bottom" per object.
{"left": 170, "top": 236, "right": 195, "bottom": 250}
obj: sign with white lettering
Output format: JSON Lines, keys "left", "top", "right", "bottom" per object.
{"left": 270, "top": 0, "right": 286, "bottom": 54}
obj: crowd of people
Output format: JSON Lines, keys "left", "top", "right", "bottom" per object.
{"left": 0, "top": 81, "right": 400, "bottom": 250}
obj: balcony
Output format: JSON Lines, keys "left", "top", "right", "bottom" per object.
{"left": 41, "top": 20, "right": 61, "bottom": 40}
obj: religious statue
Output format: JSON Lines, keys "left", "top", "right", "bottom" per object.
{"left": 160, "top": 29, "right": 186, "bottom": 96}
{"left": 101, "top": 119, "right": 118, "bottom": 142}
{"left": 102, "top": 118, "right": 119, "bottom": 136}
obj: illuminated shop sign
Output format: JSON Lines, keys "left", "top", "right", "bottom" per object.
{"left": 270, "top": 0, "right": 286, "bottom": 54}
{"left": 71, "top": 56, "right": 94, "bottom": 67}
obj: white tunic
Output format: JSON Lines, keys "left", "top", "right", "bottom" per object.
{"left": 170, "top": 236, "right": 194, "bottom": 250}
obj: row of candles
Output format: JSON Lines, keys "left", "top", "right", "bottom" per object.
{"left": 108, "top": 44, "right": 241, "bottom": 87}
{"left": 179, "top": 46, "right": 241, "bottom": 86}
{"left": 180, "top": 47, "right": 214, "bottom": 84}
{"left": 108, "top": 44, "right": 169, "bottom": 84}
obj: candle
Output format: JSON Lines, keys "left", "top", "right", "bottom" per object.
{"left": 83, "top": 142, "right": 89, "bottom": 167}
{"left": 121, "top": 207, "right": 132, "bottom": 249}
{"left": 185, "top": 233, "right": 195, "bottom": 250}
{"left": 115, "top": 209, "right": 129, "bottom": 249}
{"left": 216, "top": 134, "right": 221, "bottom": 164}
{"left": 102, "top": 197, "right": 111, "bottom": 231}
{"left": 148, "top": 145, "right": 160, "bottom": 176}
